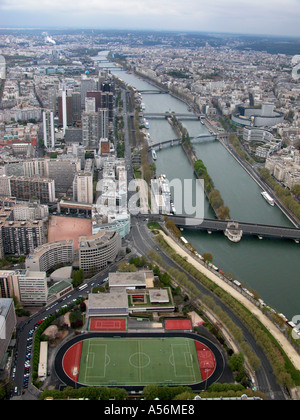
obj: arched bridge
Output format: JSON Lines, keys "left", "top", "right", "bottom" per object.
{"left": 149, "top": 134, "right": 217, "bottom": 150}
{"left": 138, "top": 89, "right": 170, "bottom": 94}
{"left": 144, "top": 112, "right": 202, "bottom": 120}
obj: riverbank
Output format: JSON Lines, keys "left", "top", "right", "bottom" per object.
{"left": 119, "top": 57, "right": 299, "bottom": 228}
{"left": 219, "top": 136, "right": 299, "bottom": 227}
{"left": 157, "top": 229, "right": 300, "bottom": 372}
{"left": 102, "top": 53, "right": 300, "bottom": 318}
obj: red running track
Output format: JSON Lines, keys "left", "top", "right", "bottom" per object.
{"left": 62, "top": 341, "right": 83, "bottom": 382}
{"left": 195, "top": 341, "right": 216, "bottom": 381}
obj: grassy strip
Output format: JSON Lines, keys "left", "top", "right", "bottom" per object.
{"left": 153, "top": 232, "right": 300, "bottom": 388}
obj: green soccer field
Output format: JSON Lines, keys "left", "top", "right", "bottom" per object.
{"left": 77, "top": 337, "right": 202, "bottom": 386}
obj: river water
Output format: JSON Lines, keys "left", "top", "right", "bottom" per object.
{"left": 96, "top": 52, "right": 300, "bottom": 320}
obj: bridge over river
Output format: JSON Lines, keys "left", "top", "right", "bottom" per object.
{"left": 149, "top": 134, "right": 217, "bottom": 151}
{"left": 167, "top": 216, "right": 300, "bottom": 243}
{"left": 144, "top": 112, "right": 202, "bottom": 120}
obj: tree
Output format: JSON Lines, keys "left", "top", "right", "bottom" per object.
{"left": 118, "top": 261, "right": 137, "bottom": 272}
{"left": 229, "top": 353, "right": 245, "bottom": 373}
{"left": 202, "top": 253, "right": 213, "bottom": 264}
{"left": 292, "top": 184, "right": 300, "bottom": 199}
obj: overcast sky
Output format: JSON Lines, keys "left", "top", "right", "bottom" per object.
{"left": 0, "top": 0, "right": 300, "bottom": 37}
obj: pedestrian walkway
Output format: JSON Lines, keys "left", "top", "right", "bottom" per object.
{"left": 159, "top": 230, "right": 300, "bottom": 371}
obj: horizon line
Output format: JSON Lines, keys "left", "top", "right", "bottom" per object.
{"left": 0, "top": 27, "right": 300, "bottom": 40}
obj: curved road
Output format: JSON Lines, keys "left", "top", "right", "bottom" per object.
{"left": 129, "top": 216, "right": 288, "bottom": 400}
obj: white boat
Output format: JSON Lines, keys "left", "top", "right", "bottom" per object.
{"left": 144, "top": 119, "right": 150, "bottom": 129}
{"left": 261, "top": 191, "right": 275, "bottom": 206}
{"left": 152, "top": 149, "right": 157, "bottom": 160}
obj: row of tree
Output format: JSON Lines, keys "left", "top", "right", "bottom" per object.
{"left": 152, "top": 233, "right": 298, "bottom": 388}
{"left": 259, "top": 168, "right": 300, "bottom": 221}
{"left": 39, "top": 383, "right": 262, "bottom": 401}
{"left": 194, "top": 159, "right": 230, "bottom": 220}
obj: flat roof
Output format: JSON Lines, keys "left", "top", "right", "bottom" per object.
{"left": 109, "top": 272, "right": 146, "bottom": 287}
{"left": 88, "top": 292, "right": 128, "bottom": 310}
{"left": 149, "top": 289, "right": 169, "bottom": 303}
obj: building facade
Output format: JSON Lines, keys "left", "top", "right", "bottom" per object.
{"left": 78, "top": 230, "right": 121, "bottom": 275}
{"left": 26, "top": 240, "right": 74, "bottom": 272}
{"left": 9, "top": 176, "right": 55, "bottom": 203}
{"left": 42, "top": 110, "right": 55, "bottom": 149}
{"left": 0, "top": 298, "right": 16, "bottom": 366}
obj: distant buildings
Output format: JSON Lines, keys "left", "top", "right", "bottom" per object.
{"left": 82, "top": 111, "right": 100, "bottom": 150}
{"left": 80, "top": 75, "right": 97, "bottom": 108}
{"left": 243, "top": 127, "right": 282, "bottom": 159}
{"left": 265, "top": 147, "right": 300, "bottom": 190}
{"left": 92, "top": 156, "right": 130, "bottom": 239}
{"left": 3, "top": 157, "right": 82, "bottom": 198}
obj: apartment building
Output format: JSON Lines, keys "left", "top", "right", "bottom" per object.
{"left": 0, "top": 298, "right": 16, "bottom": 366}
{"left": 1, "top": 220, "right": 44, "bottom": 256}
{"left": 78, "top": 230, "right": 121, "bottom": 275}
{"left": 9, "top": 176, "right": 55, "bottom": 203}
{"left": 73, "top": 171, "right": 93, "bottom": 204}
{"left": 25, "top": 240, "right": 74, "bottom": 272}
{"left": 17, "top": 271, "right": 47, "bottom": 306}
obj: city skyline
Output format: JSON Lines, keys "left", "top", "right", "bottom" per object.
{"left": 0, "top": 0, "right": 300, "bottom": 37}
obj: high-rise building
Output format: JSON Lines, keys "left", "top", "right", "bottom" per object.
{"left": 58, "top": 91, "right": 72, "bottom": 129}
{"left": 86, "top": 91, "right": 102, "bottom": 112}
{"left": 98, "top": 108, "right": 109, "bottom": 139}
{"left": 85, "top": 97, "right": 96, "bottom": 113}
{"left": 82, "top": 111, "right": 99, "bottom": 149}
{"left": 9, "top": 176, "right": 56, "bottom": 203}
{"left": 1, "top": 220, "right": 45, "bottom": 255}
{"left": 80, "top": 76, "right": 97, "bottom": 108}
{"left": 100, "top": 92, "right": 114, "bottom": 122}
{"left": 71, "top": 92, "right": 81, "bottom": 124}
{"left": 73, "top": 171, "right": 93, "bottom": 204}
{"left": 42, "top": 110, "right": 55, "bottom": 149}
{"left": 47, "top": 158, "right": 81, "bottom": 196}
{"left": 48, "top": 86, "right": 56, "bottom": 114}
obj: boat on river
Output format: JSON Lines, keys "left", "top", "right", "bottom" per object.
{"left": 261, "top": 191, "right": 275, "bottom": 206}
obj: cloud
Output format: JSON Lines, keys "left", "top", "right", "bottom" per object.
{"left": 0, "top": 0, "right": 299, "bottom": 35}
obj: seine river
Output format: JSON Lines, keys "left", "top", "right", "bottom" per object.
{"left": 96, "top": 52, "right": 300, "bottom": 320}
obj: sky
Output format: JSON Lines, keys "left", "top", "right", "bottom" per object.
{"left": 0, "top": 0, "right": 300, "bottom": 37}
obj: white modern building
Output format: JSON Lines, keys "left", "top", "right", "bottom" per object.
{"left": 17, "top": 271, "right": 47, "bottom": 306}
{"left": 232, "top": 103, "right": 284, "bottom": 128}
{"left": 73, "top": 171, "right": 93, "bottom": 204}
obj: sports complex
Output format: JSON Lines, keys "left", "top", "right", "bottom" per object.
{"left": 54, "top": 318, "right": 225, "bottom": 391}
